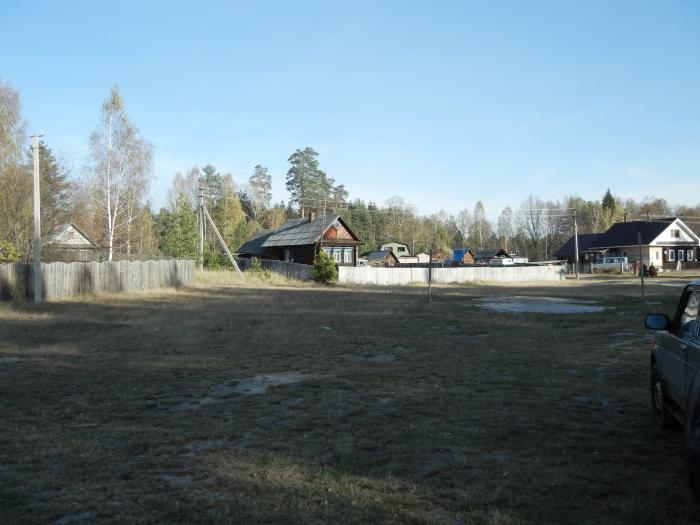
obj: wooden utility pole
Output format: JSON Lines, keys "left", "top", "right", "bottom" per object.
{"left": 202, "top": 205, "right": 244, "bottom": 278}
{"left": 30, "top": 134, "right": 42, "bottom": 303}
{"left": 428, "top": 248, "right": 433, "bottom": 303}
{"left": 572, "top": 209, "right": 580, "bottom": 279}
{"left": 638, "top": 232, "right": 645, "bottom": 299}
{"left": 198, "top": 188, "right": 204, "bottom": 271}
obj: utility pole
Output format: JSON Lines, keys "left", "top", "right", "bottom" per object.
{"left": 30, "top": 134, "right": 42, "bottom": 303}
{"left": 638, "top": 232, "right": 645, "bottom": 300}
{"left": 198, "top": 188, "right": 204, "bottom": 271}
{"left": 572, "top": 209, "right": 580, "bottom": 279}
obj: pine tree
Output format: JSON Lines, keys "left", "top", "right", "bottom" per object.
{"left": 601, "top": 189, "right": 616, "bottom": 211}
{"left": 161, "top": 193, "right": 198, "bottom": 258}
{"left": 248, "top": 165, "right": 272, "bottom": 217}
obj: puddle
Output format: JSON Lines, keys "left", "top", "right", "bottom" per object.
{"left": 171, "top": 372, "right": 304, "bottom": 410}
{"left": 160, "top": 473, "right": 194, "bottom": 486}
{"left": 349, "top": 354, "right": 396, "bottom": 363}
{"left": 235, "top": 372, "right": 303, "bottom": 395}
{"left": 475, "top": 296, "right": 606, "bottom": 314}
{"left": 50, "top": 512, "right": 96, "bottom": 525}
{"left": 0, "top": 357, "right": 20, "bottom": 364}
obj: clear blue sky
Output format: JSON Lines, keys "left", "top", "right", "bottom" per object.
{"left": 2, "top": 0, "right": 699, "bottom": 216}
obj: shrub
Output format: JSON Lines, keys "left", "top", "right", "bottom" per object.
{"left": 312, "top": 251, "right": 337, "bottom": 284}
{"left": 0, "top": 242, "right": 20, "bottom": 263}
{"left": 249, "top": 257, "right": 271, "bottom": 280}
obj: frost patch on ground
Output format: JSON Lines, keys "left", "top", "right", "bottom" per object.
{"left": 235, "top": 372, "right": 303, "bottom": 395}
{"left": 475, "top": 296, "right": 607, "bottom": 314}
{"left": 350, "top": 354, "right": 396, "bottom": 363}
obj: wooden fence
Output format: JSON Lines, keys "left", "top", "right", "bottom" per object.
{"left": 238, "top": 258, "right": 313, "bottom": 281}
{"left": 338, "top": 265, "right": 565, "bottom": 285}
{"left": 0, "top": 259, "right": 195, "bottom": 301}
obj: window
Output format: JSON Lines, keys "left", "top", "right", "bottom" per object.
{"left": 679, "top": 250, "right": 685, "bottom": 261}
{"left": 688, "top": 250, "right": 694, "bottom": 262}
{"left": 333, "top": 249, "right": 341, "bottom": 263}
{"left": 655, "top": 251, "right": 660, "bottom": 260}
{"left": 672, "top": 229, "right": 681, "bottom": 238}
{"left": 78, "top": 250, "right": 87, "bottom": 262}
{"left": 344, "top": 248, "right": 352, "bottom": 263}
{"left": 669, "top": 250, "right": 675, "bottom": 262}
{"left": 680, "top": 291, "right": 700, "bottom": 335}
{"left": 397, "top": 247, "right": 406, "bottom": 253}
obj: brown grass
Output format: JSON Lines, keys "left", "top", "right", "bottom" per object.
{"left": 1, "top": 277, "right": 700, "bottom": 523}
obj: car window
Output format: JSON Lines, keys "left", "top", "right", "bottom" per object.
{"left": 679, "top": 291, "right": 700, "bottom": 336}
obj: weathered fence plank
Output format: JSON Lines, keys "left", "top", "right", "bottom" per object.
{"left": 238, "top": 259, "right": 313, "bottom": 281}
{"left": 337, "top": 265, "right": 565, "bottom": 285}
{"left": 0, "top": 259, "right": 195, "bottom": 301}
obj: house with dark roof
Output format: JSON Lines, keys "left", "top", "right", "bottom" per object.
{"left": 588, "top": 218, "right": 700, "bottom": 268}
{"left": 474, "top": 249, "right": 509, "bottom": 264}
{"left": 555, "top": 233, "right": 603, "bottom": 264}
{"left": 44, "top": 223, "right": 101, "bottom": 262}
{"left": 236, "top": 213, "right": 363, "bottom": 266}
{"left": 366, "top": 250, "right": 400, "bottom": 267}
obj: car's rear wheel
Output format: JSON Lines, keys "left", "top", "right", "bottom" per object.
{"left": 651, "top": 363, "right": 676, "bottom": 429}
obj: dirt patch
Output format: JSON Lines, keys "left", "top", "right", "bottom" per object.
{"left": 0, "top": 280, "right": 696, "bottom": 524}
{"left": 235, "top": 372, "right": 303, "bottom": 395}
{"left": 476, "top": 296, "right": 607, "bottom": 314}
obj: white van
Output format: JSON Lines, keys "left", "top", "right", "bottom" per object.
{"left": 591, "top": 256, "right": 630, "bottom": 273}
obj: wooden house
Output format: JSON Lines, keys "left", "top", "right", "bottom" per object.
{"left": 555, "top": 233, "right": 603, "bottom": 265}
{"left": 587, "top": 218, "right": 700, "bottom": 269}
{"left": 237, "top": 213, "right": 363, "bottom": 266}
{"left": 452, "top": 248, "right": 475, "bottom": 265}
{"left": 474, "top": 249, "right": 509, "bottom": 264}
{"left": 44, "top": 223, "right": 100, "bottom": 262}
{"left": 366, "top": 250, "right": 400, "bottom": 267}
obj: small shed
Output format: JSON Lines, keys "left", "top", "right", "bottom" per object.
{"left": 366, "top": 250, "right": 400, "bottom": 267}
{"left": 44, "top": 223, "right": 100, "bottom": 262}
{"left": 452, "top": 248, "right": 475, "bottom": 265}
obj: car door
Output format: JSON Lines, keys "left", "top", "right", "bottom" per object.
{"left": 683, "top": 290, "right": 700, "bottom": 408}
{"left": 663, "top": 289, "right": 700, "bottom": 406}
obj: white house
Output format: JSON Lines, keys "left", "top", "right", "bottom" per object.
{"left": 588, "top": 218, "right": 700, "bottom": 268}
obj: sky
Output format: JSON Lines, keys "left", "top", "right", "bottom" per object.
{"left": 1, "top": 0, "right": 699, "bottom": 217}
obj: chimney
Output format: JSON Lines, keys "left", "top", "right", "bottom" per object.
{"left": 309, "top": 212, "right": 316, "bottom": 222}
{"left": 623, "top": 212, "right": 628, "bottom": 223}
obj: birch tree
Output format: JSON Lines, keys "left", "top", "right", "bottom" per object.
{"left": 88, "top": 85, "right": 152, "bottom": 260}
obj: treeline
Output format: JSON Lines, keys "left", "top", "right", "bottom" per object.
{"left": 2, "top": 78, "right": 699, "bottom": 265}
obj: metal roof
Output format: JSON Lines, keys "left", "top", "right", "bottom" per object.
{"left": 258, "top": 213, "right": 362, "bottom": 248}
{"left": 367, "top": 250, "right": 393, "bottom": 260}
{"left": 554, "top": 233, "right": 602, "bottom": 258}
{"left": 236, "top": 229, "right": 275, "bottom": 255}
{"left": 589, "top": 220, "right": 677, "bottom": 249}
{"left": 474, "top": 249, "right": 509, "bottom": 260}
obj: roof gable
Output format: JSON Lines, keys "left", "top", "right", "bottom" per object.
{"left": 474, "top": 249, "right": 509, "bottom": 259}
{"left": 261, "top": 214, "right": 362, "bottom": 247}
{"left": 589, "top": 219, "right": 699, "bottom": 249}
{"left": 46, "top": 223, "right": 99, "bottom": 248}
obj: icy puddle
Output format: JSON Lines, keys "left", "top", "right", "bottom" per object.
{"left": 235, "top": 372, "right": 303, "bottom": 395}
{"left": 476, "top": 296, "right": 607, "bottom": 314}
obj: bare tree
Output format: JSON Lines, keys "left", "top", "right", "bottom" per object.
{"left": 517, "top": 195, "right": 546, "bottom": 260}
{"left": 87, "top": 84, "right": 152, "bottom": 260}
{"left": 497, "top": 207, "right": 514, "bottom": 252}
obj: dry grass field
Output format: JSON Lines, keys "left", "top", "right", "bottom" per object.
{"left": 2, "top": 273, "right": 700, "bottom": 524}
